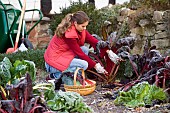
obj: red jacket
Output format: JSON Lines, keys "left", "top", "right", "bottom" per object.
{"left": 44, "top": 25, "right": 98, "bottom": 71}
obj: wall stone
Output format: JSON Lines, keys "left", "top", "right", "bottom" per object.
{"left": 151, "top": 39, "right": 170, "bottom": 49}
{"left": 155, "top": 31, "right": 168, "bottom": 39}
{"left": 156, "top": 24, "right": 167, "bottom": 31}
{"left": 153, "top": 11, "right": 164, "bottom": 23}
{"left": 130, "top": 27, "right": 155, "bottom": 37}
{"left": 26, "top": 21, "right": 51, "bottom": 49}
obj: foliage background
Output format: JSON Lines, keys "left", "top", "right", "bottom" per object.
{"left": 49, "top": 0, "right": 125, "bottom": 37}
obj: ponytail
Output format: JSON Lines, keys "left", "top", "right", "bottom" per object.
{"left": 55, "top": 13, "right": 73, "bottom": 37}
{"left": 55, "top": 11, "right": 89, "bottom": 38}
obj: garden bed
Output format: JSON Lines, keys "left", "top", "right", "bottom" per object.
{"left": 83, "top": 84, "right": 170, "bottom": 113}
{"left": 37, "top": 69, "right": 170, "bottom": 113}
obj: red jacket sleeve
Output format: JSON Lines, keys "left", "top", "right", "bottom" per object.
{"left": 64, "top": 38, "right": 96, "bottom": 69}
{"left": 85, "top": 30, "right": 108, "bottom": 58}
{"left": 85, "top": 30, "right": 98, "bottom": 49}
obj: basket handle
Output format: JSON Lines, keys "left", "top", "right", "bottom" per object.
{"left": 73, "top": 68, "right": 85, "bottom": 87}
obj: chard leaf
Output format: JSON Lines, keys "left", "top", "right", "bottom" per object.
{"left": 11, "top": 60, "right": 36, "bottom": 81}
{"left": 23, "top": 60, "right": 36, "bottom": 81}
{"left": 0, "top": 57, "right": 12, "bottom": 86}
{"left": 47, "top": 100, "right": 55, "bottom": 106}
{"left": 3, "top": 57, "right": 12, "bottom": 68}
{"left": 11, "top": 60, "right": 27, "bottom": 79}
{"left": 46, "top": 91, "right": 93, "bottom": 112}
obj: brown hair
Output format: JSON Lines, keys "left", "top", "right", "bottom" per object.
{"left": 55, "top": 11, "right": 89, "bottom": 37}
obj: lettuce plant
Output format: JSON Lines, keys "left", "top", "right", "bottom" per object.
{"left": 114, "top": 81, "right": 167, "bottom": 108}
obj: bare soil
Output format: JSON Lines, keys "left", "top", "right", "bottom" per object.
{"left": 36, "top": 69, "right": 170, "bottom": 113}
{"left": 83, "top": 83, "right": 170, "bottom": 113}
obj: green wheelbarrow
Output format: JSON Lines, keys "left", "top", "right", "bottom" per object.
{"left": 0, "top": 0, "right": 43, "bottom": 53}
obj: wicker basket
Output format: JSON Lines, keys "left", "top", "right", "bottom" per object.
{"left": 64, "top": 68, "right": 96, "bottom": 96}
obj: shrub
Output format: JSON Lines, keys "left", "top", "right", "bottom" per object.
{"left": 49, "top": 0, "right": 100, "bottom": 35}
{"left": 49, "top": 0, "right": 125, "bottom": 37}
{"left": 0, "top": 49, "right": 45, "bottom": 70}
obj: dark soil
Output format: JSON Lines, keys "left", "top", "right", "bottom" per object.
{"left": 36, "top": 69, "right": 170, "bottom": 113}
{"left": 83, "top": 83, "right": 170, "bottom": 113}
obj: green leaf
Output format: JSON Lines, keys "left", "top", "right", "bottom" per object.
{"left": 46, "top": 90, "right": 93, "bottom": 112}
{"left": 114, "top": 81, "right": 167, "bottom": 108}
{"left": 47, "top": 100, "right": 55, "bottom": 106}
{"left": 23, "top": 60, "right": 36, "bottom": 81}
{"left": 11, "top": 59, "right": 36, "bottom": 81}
{"left": 0, "top": 57, "right": 12, "bottom": 86}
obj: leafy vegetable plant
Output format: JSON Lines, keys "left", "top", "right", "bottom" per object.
{"left": 114, "top": 81, "right": 167, "bottom": 108}
{"left": 0, "top": 57, "right": 36, "bottom": 87}
{"left": 0, "top": 57, "right": 36, "bottom": 101}
{"left": 0, "top": 73, "right": 49, "bottom": 113}
{"left": 0, "top": 57, "right": 12, "bottom": 86}
{"left": 33, "top": 81, "right": 93, "bottom": 113}
{"left": 46, "top": 90, "right": 93, "bottom": 113}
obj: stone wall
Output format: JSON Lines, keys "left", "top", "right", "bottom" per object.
{"left": 118, "top": 9, "right": 170, "bottom": 54}
{"left": 152, "top": 11, "right": 170, "bottom": 52}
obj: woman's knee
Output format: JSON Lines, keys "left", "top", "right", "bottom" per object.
{"left": 82, "top": 61, "right": 88, "bottom": 70}
{"left": 69, "top": 58, "right": 88, "bottom": 71}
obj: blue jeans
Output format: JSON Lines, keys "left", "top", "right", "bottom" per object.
{"left": 45, "top": 46, "right": 89, "bottom": 79}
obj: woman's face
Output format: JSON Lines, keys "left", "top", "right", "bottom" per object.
{"left": 74, "top": 21, "right": 89, "bottom": 32}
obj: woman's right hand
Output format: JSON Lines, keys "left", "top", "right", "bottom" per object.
{"left": 94, "top": 63, "right": 108, "bottom": 74}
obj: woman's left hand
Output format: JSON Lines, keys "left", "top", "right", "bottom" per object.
{"left": 106, "top": 50, "right": 123, "bottom": 64}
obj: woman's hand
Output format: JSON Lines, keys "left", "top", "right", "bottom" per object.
{"left": 106, "top": 50, "right": 122, "bottom": 64}
{"left": 94, "top": 63, "right": 108, "bottom": 74}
